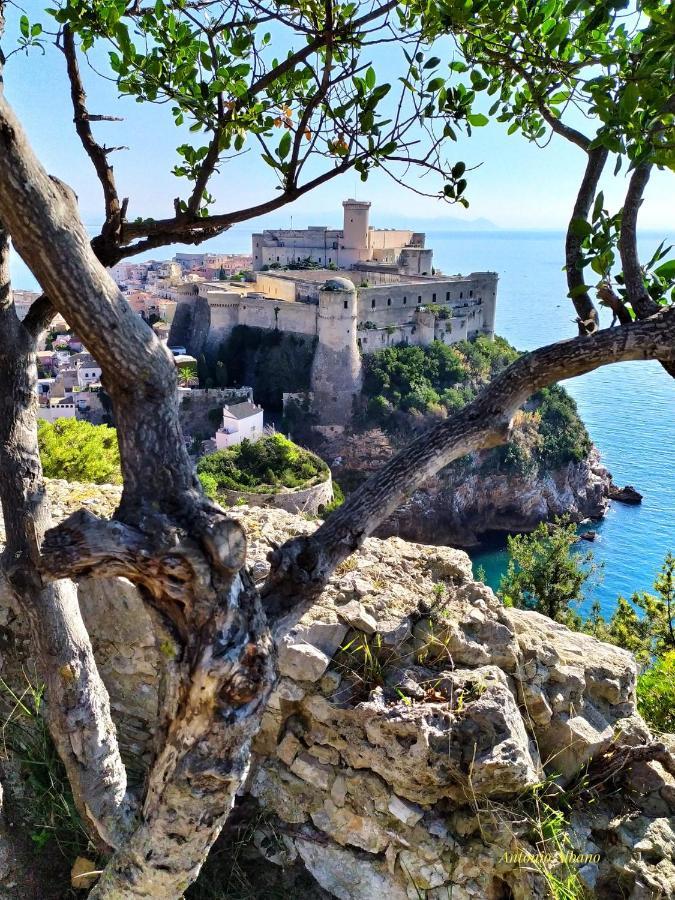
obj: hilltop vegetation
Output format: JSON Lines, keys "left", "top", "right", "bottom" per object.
{"left": 361, "top": 337, "right": 591, "bottom": 474}
{"left": 37, "top": 419, "right": 122, "bottom": 484}
{"left": 197, "top": 433, "right": 328, "bottom": 496}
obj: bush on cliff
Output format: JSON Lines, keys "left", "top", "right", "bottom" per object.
{"left": 37, "top": 419, "right": 122, "bottom": 484}
{"left": 362, "top": 338, "right": 591, "bottom": 473}
{"left": 498, "top": 519, "right": 597, "bottom": 627}
{"left": 196, "top": 433, "right": 329, "bottom": 495}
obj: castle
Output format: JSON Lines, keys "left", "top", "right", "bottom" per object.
{"left": 168, "top": 199, "right": 498, "bottom": 424}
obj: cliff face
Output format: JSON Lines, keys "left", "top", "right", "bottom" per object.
{"left": 325, "top": 429, "right": 613, "bottom": 549}
{"left": 2, "top": 484, "right": 671, "bottom": 900}
{"left": 378, "top": 447, "right": 613, "bottom": 548}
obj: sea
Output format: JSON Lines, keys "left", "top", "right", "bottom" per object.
{"left": 9, "top": 228, "right": 675, "bottom": 617}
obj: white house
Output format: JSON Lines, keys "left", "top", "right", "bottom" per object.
{"left": 214, "top": 401, "right": 264, "bottom": 450}
{"left": 37, "top": 398, "right": 77, "bottom": 422}
{"left": 77, "top": 364, "right": 102, "bottom": 388}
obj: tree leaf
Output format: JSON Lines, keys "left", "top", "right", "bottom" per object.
{"left": 278, "top": 131, "right": 291, "bottom": 159}
{"left": 467, "top": 113, "right": 489, "bottom": 127}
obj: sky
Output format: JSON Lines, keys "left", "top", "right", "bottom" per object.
{"left": 2, "top": 2, "right": 674, "bottom": 239}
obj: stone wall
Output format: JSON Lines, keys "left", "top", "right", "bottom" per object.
{"left": 219, "top": 472, "right": 333, "bottom": 516}
{"left": 178, "top": 386, "right": 253, "bottom": 437}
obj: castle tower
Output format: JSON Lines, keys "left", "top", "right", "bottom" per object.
{"left": 342, "top": 199, "right": 371, "bottom": 251}
{"left": 310, "top": 277, "right": 363, "bottom": 426}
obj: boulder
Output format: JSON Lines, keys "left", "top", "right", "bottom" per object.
{"left": 608, "top": 483, "right": 643, "bottom": 504}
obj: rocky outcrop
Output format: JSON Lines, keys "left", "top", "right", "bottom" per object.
{"left": 1, "top": 487, "right": 672, "bottom": 899}
{"left": 377, "top": 447, "right": 614, "bottom": 548}
{"left": 608, "top": 483, "right": 643, "bottom": 505}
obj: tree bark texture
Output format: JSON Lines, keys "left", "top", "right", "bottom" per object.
{"left": 565, "top": 146, "right": 608, "bottom": 334}
{"left": 0, "top": 225, "right": 135, "bottom": 849}
{"left": 618, "top": 162, "right": 661, "bottom": 319}
{"left": 0, "top": 89, "right": 276, "bottom": 896}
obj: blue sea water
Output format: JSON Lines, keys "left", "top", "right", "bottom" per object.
{"left": 428, "top": 230, "right": 674, "bottom": 616}
{"left": 9, "top": 228, "right": 674, "bottom": 616}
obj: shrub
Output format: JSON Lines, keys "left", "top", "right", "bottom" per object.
{"left": 38, "top": 419, "right": 122, "bottom": 484}
{"left": 636, "top": 651, "right": 675, "bottom": 733}
{"left": 498, "top": 519, "right": 597, "bottom": 627}
{"left": 196, "top": 433, "right": 329, "bottom": 495}
{"left": 361, "top": 337, "right": 591, "bottom": 473}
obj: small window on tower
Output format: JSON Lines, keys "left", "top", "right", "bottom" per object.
{"left": 417, "top": 295, "right": 422, "bottom": 304}
{"left": 387, "top": 298, "right": 391, "bottom": 306}
{"left": 432, "top": 293, "right": 436, "bottom": 301}
{"left": 343, "top": 300, "right": 348, "bottom": 310}
{"left": 371, "top": 299, "right": 376, "bottom": 309}
{"left": 446, "top": 291, "right": 450, "bottom": 302}
{"left": 470, "top": 289, "right": 473, "bottom": 297}
{"left": 459, "top": 291, "right": 463, "bottom": 299}
{"left": 403, "top": 296, "right": 407, "bottom": 304}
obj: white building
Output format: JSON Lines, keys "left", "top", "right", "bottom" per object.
{"left": 37, "top": 398, "right": 77, "bottom": 422}
{"left": 214, "top": 401, "right": 264, "bottom": 450}
{"left": 77, "top": 364, "right": 102, "bottom": 388}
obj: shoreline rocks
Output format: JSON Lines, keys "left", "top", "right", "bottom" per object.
{"left": 608, "top": 483, "right": 643, "bottom": 505}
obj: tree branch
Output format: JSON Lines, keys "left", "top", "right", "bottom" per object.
{"left": 263, "top": 308, "right": 675, "bottom": 619}
{"left": 565, "top": 146, "right": 608, "bottom": 334}
{"left": 61, "top": 25, "right": 122, "bottom": 244}
{"left": 618, "top": 162, "right": 661, "bottom": 320}
{"left": 0, "top": 220, "right": 137, "bottom": 850}
{"left": 22, "top": 293, "right": 56, "bottom": 336}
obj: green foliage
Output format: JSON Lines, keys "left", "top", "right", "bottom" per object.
{"left": 584, "top": 552, "right": 675, "bottom": 666}
{"left": 636, "top": 651, "right": 675, "bottom": 734}
{"left": 499, "top": 520, "right": 597, "bottom": 627}
{"left": 196, "top": 433, "right": 328, "bottom": 495}
{"left": 37, "top": 419, "right": 122, "bottom": 484}
{"left": 320, "top": 481, "right": 345, "bottom": 518}
{"left": 534, "top": 386, "right": 592, "bottom": 468}
{"left": 362, "top": 338, "right": 590, "bottom": 472}
{"left": 431, "top": 0, "right": 675, "bottom": 307}
{"left": 46, "top": 0, "right": 469, "bottom": 215}
{"left": 0, "top": 674, "right": 92, "bottom": 858}
{"left": 176, "top": 361, "right": 198, "bottom": 387}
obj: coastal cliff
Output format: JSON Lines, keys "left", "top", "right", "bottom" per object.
{"left": 377, "top": 447, "right": 613, "bottom": 548}
{"left": 1, "top": 485, "right": 671, "bottom": 899}
{"left": 323, "top": 428, "right": 614, "bottom": 549}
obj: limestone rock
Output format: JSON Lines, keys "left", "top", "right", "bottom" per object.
{"left": 3, "top": 483, "right": 670, "bottom": 900}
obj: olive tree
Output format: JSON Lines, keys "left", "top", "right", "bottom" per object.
{"left": 0, "top": 1, "right": 673, "bottom": 897}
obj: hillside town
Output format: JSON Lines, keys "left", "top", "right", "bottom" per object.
{"left": 23, "top": 199, "right": 498, "bottom": 444}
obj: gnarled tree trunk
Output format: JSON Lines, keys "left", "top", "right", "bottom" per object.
{"left": 0, "top": 224, "right": 135, "bottom": 849}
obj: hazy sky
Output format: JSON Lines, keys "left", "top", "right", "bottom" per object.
{"left": 3, "top": 3, "right": 674, "bottom": 236}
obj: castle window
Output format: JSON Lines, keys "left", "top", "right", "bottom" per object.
{"left": 343, "top": 300, "right": 348, "bottom": 310}
{"left": 432, "top": 293, "right": 436, "bottom": 301}
{"left": 371, "top": 299, "right": 376, "bottom": 309}
{"left": 387, "top": 297, "right": 391, "bottom": 306}
{"left": 403, "top": 296, "right": 407, "bottom": 304}
{"left": 459, "top": 291, "right": 463, "bottom": 299}
{"left": 417, "top": 295, "right": 422, "bottom": 304}
{"left": 446, "top": 291, "right": 450, "bottom": 302}
{"left": 276, "top": 256, "right": 279, "bottom": 262}
{"left": 470, "top": 289, "right": 473, "bottom": 297}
